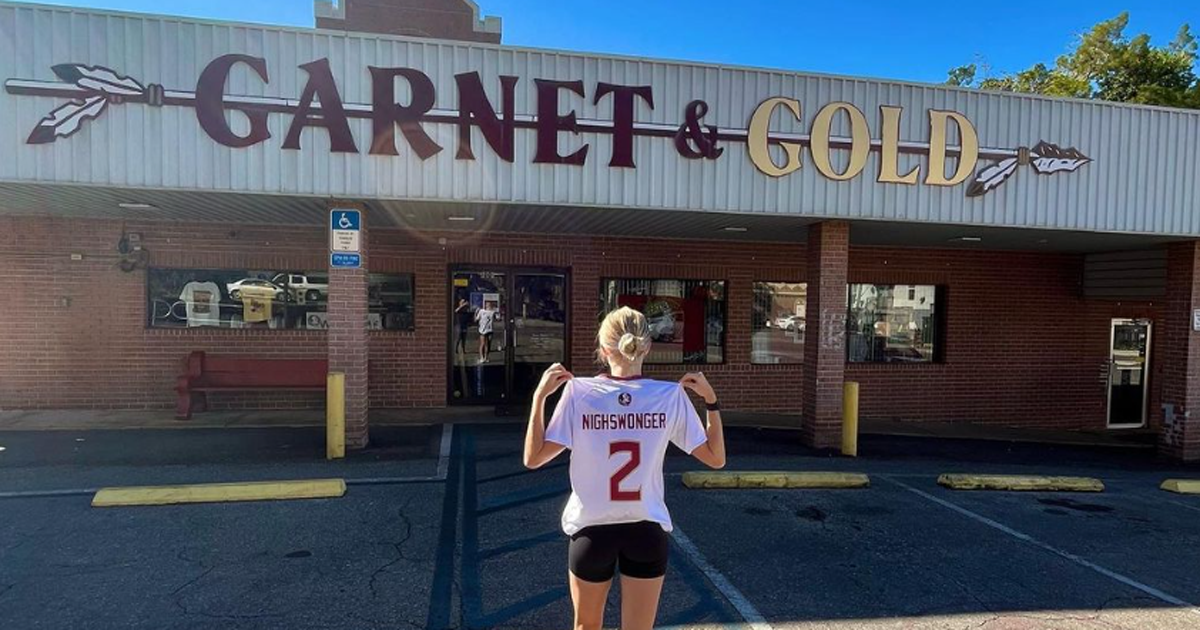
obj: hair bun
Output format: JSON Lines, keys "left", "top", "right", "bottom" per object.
{"left": 618, "top": 332, "right": 643, "bottom": 361}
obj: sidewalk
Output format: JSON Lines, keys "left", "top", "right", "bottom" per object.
{"left": 0, "top": 407, "right": 1159, "bottom": 451}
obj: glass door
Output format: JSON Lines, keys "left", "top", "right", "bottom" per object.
{"left": 1108, "top": 318, "right": 1151, "bottom": 428}
{"left": 449, "top": 268, "right": 568, "bottom": 406}
{"left": 450, "top": 270, "right": 508, "bottom": 404}
{"left": 510, "top": 272, "right": 568, "bottom": 403}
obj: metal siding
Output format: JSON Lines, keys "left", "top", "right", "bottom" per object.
{"left": 1, "top": 3, "right": 1199, "bottom": 236}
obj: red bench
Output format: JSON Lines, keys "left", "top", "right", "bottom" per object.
{"left": 175, "top": 351, "right": 328, "bottom": 420}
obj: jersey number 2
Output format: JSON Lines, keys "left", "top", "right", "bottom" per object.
{"left": 609, "top": 441, "right": 642, "bottom": 501}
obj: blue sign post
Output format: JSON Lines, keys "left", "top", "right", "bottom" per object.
{"left": 329, "top": 208, "right": 362, "bottom": 268}
{"left": 331, "top": 252, "right": 362, "bottom": 268}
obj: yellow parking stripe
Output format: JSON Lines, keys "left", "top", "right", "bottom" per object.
{"left": 1160, "top": 479, "right": 1200, "bottom": 494}
{"left": 682, "top": 471, "right": 869, "bottom": 489}
{"left": 937, "top": 474, "right": 1104, "bottom": 492}
{"left": 91, "top": 479, "right": 347, "bottom": 507}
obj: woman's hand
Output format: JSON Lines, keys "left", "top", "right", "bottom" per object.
{"left": 680, "top": 372, "right": 717, "bottom": 404}
{"left": 535, "top": 363, "right": 573, "bottom": 403}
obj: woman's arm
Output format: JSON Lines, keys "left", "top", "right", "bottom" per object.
{"left": 523, "top": 363, "right": 572, "bottom": 469}
{"left": 681, "top": 373, "right": 726, "bottom": 469}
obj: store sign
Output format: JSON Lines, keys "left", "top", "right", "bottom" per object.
{"left": 5, "top": 57, "right": 1091, "bottom": 197}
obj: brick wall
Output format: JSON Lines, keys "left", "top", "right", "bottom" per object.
{"left": 1159, "top": 242, "right": 1200, "bottom": 460}
{"left": 0, "top": 216, "right": 328, "bottom": 412}
{"left": 316, "top": 0, "right": 501, "bottom": 43}
{"left": 846, "top": 247, "right": 1160, "bottom": 431}
{"left": 0, "top": 214, "right": 1165, "bottom": 435}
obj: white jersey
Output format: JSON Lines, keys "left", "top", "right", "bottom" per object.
{"left": 545, "top": 375, "right": 708, "bottom": 535}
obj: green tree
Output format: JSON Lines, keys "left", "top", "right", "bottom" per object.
{"left": 947, "top": 13, "right": 1198, "bottom": 109}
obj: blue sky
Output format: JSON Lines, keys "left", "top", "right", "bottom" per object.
{"left": 28, "top": 0, "right": 1200, "bottom": 85}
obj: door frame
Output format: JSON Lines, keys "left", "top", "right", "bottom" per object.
{"left": 1107, "top": 317, "right": 1151, "bottom": 429}
{"left": 446, "top": 265, "right": 572, "bottom": 406}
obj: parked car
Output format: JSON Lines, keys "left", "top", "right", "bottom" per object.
{"left": 648, "top": 311, "right": 677, "bottom": 342}
{"left": 273, "top": 273, "right": 328, "bottom": 302}
{"left": 774, "top": 314, "right": 804, "bottom": 332}
{"left": 226, "top": 278, "right": 285, "bottom": 301}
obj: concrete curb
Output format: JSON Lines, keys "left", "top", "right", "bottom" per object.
{"left": 682, "top": 471, "right": 870, "bottom": 489}
{"left": 91, "top": 478, "right": 347, "bottom": 507}
{"left": 1160, "top": 479, "right": 1200, "bottom": 494}
{"left": 937, "top": 474, "right": 1104, "bottom": 492}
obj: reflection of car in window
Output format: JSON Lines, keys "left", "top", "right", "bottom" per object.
{"left": 647, "top": 312, "right": 676, "bottom": 342}
{"left": 226, "top": 278, "right": 285, "bottom": 301}
{"left": 273, "top": 273, "right": 328, "bottom": 302}
{"left": 773, "top": 314, "right": 804, "bottom": 332}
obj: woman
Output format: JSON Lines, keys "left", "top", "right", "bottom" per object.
{"left": 454, "top": 298, "right": 472, "bottom": 357}
{"left": 523, "top": 306, "right": 726, "bottom": 630}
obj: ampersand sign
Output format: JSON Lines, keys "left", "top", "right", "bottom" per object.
{"left": 674, "top": 100, "right": 724, "bottom": 160}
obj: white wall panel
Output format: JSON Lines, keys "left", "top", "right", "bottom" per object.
{"left": 1, "top": 2, "right": 1198, "bottom": 236}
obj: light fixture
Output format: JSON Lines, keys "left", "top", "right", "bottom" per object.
{"left": 722, "top": 226, "right": 748, "bottom": 232}
{"left": 118, "top": 202, "right": 158, "bottom": 210}
{"left": 447, "top": 216, "right": 477, "bottom": 222}
{"left": 951, "top": 236, "right": 983, "bottom": 242}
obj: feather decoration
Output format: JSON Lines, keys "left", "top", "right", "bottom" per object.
{"left": 966, "top": 157, "right": 1020, "bottom": 197}
{"left": 1030, "top": 141, "right": 1091, "bottom": 175}
{"left": 51, "top": 63, "right": 144, "bottom": 97}
{"left": 26, "top": 95, "right": 109, "bottom": 144}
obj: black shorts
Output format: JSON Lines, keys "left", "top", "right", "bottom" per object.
{"left": 568, "top": 521, "right": 669, "bottom": 583}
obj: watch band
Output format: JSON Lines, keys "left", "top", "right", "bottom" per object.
{"left": 705, "top": 400, "right": 721, "bottom": 411}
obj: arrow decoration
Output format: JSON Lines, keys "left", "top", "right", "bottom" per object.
{"left": 51, "top": 63, "right": 145, "bottom": 97}
{"left": 27, "top": 94, "right": 109, "bottom": 144}
{"left": 23, "top": 63, "right": 159, "bottom": 144}
{"left": 967, "top": 142, "right": 1091, "bottom": 197}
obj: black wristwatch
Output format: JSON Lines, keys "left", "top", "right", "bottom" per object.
{"left": 705, "top": 400, "right": 721, "bottom": 412}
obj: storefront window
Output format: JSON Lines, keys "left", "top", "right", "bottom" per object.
{"left": 147, "top": 269, "right": 415, "bottom": 331}
{"left": 752, "top": 282, "right": 806, "bottom": 364}
{"left": 601, "top": 279, "right": 725, "bottom": 364}
{"left": 368, "top": 273, "right": 416, "bottom": 331}
{"left": 847, "top": 284, "right": 942, "bottom": 363}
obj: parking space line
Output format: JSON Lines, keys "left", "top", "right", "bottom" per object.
{"left": 670, "top": 525, "right": 773, "bottom": 630}
{"left": 0, "top": 488, "right": 98, "bottom": 499}
{"left": 1169, "top": 500, "right": 1200, "bottom": 514}
{"left": 436, "top": 424, "right": 453, "bottom": 480}
{"left": 881, "top": 475, "right": 1200, "bottom": 615}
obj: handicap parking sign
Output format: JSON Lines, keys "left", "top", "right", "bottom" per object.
{"left": 331, "top": 209, "right": 361, "bottom": 231}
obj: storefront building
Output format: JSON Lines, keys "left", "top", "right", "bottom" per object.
{"left": 2, "top": 0, "right": 1199, "bottom": 459}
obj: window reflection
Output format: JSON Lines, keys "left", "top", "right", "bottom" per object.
{"left": 847, "top": 284, "right": 941, "bottom": 363}
{"left": 601, "top": 279, "right": 725, "bottom": 364}
{"left": 147, "top": 268, "right": 414, "bottom": 331}
{"left": 752, "top": 282, "right": 806, "bottom": 364}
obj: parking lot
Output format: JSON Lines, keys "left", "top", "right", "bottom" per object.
{"left": 2, "top": 424, "right": 1199, "bottom": 629}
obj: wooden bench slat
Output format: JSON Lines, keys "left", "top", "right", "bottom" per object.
{"left": 176, "top": 351, "right": 329, "bottom": 420}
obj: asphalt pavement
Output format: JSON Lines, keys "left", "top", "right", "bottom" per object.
{"left": 1, "top": 423, "right": 1199, "bottom": 629}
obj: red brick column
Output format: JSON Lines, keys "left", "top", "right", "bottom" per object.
{"left": 802, "top": 221, "right": 849, "bottom": 449}
{"left": 1159, "top": 241, "right": 1200, "bottom": 461}
{"left": 328, "top": 204, "right": 370, "bottom": 449}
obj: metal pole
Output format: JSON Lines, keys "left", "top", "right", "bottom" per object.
{"left": 327, "top": 372, "right": 346, "bottom": 460}
{"left": 842, "top": 381, "right": 859, "bottom": 457}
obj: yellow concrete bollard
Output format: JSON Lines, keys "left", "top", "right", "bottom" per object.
{"left": 842, "top": 381, "right": 859, "bottom": 457}
{"left": 326, "top": 372, "right": 346, "bottom": 460}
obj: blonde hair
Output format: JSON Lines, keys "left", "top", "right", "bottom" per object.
{"left": 597, "top": 307, "right": 652, "bottom": 365}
